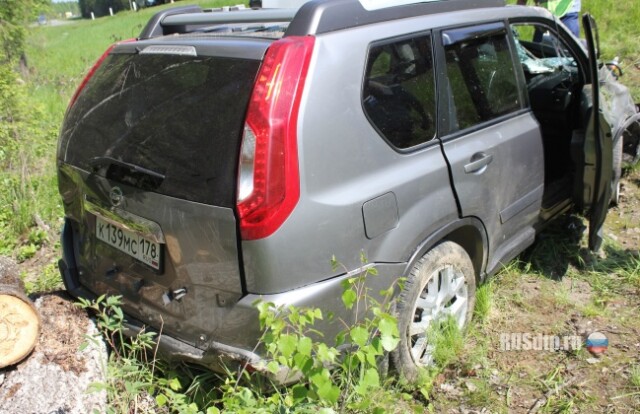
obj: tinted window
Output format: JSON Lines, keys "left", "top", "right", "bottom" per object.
{"left": 363, "top": 34, "right": 436, "bottom": 149}
{"left": 59, "top": 53, "right": 260, "bottom": 207}
{"left": 443, "top": 29, "right": 520, "bottom": 132}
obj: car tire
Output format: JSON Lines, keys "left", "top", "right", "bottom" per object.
{"left": 392, "top": 241, "right": 476, "bottom": 382}
{"left": 611, "top": 135, "right": 623, "bottom": 206}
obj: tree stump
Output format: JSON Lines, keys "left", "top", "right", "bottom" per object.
{"left": 0, "top": 257, "right": 40, "bottom": 368}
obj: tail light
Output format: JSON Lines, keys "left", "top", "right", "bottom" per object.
{"left": 67, "top": 39, "right": 135, "bottom": 111}
{"left": 237, "top": 36, "right": 315, "bottom": 240}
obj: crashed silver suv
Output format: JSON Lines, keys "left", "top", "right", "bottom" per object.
{"left": 57, "top": 0, "right": 640, "bottom": 381}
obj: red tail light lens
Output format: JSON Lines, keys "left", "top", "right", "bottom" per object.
{"left": 237, "top": 36, "right": 315, "bottom": 240}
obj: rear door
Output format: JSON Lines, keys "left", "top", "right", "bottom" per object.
{"left": 57, "top": 39, "right": 266, "bottom": 347}
{"left": 438, "top": 23, "right": 544, "bottom": 271}
{"left": 581, "top": 14, "right": 613, "bottom": 251}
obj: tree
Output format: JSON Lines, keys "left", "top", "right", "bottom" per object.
{"left": 0, "top": 0, "right": 49, "bottom": 63}
{"left": 78, "top": 0, "right": 131, "bottom": 19}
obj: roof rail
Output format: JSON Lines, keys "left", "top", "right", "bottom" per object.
{"left": 163, "top": 9, "right": 297, "bottom": 27}
{"left": 286, "top": 0, "right": 506, "bottom": 36}
{"left": 138, "top": 0, "right": 506, "bottom": 40}
{"left": 139, "top": 7, "right": 297, "bottom": 40}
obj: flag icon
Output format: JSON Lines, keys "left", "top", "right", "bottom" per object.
{"left": 586, "top": 332, "right": 608, "bottom": 354}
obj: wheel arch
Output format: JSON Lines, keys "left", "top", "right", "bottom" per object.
{"left": 402, "top": 217, "right": 488, "bottom": 284}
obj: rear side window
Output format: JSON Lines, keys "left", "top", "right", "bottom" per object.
{"left": 59, "top": 53, "right": 260, "bottom": 207}
{"left": 363, "top": 34, "right": 436, "bottom": 149}
{"left": 443, "top": 26, "right": 521, "bottom": 133}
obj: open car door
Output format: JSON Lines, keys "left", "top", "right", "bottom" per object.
{"left": 581, "top": 13, "right": 613, "bottom": 251}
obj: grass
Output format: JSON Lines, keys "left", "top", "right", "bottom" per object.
{"left": 26, "top": 0, "right": 235, "bottom": 120}
{"left": 631, "top": 365, "right": 640, "bottom": 388}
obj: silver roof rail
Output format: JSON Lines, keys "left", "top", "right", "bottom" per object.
{"left": 139, "top": 0, "right": 506, "bottom": 40}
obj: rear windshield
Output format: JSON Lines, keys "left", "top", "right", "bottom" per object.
{"left": 59, "top": 52, "right": 261, "bottom": 207}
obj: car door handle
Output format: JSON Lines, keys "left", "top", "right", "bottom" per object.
{"left": 464, "top": 153, "right": 493, "bottom": 174}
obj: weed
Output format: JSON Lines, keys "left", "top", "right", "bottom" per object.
{"left": 464, "top": 379, "right": 495, "bottom": 407}
{"left": 553, "top": 285, "right": 572, "bottom": 308}
{"left": 474, "top": 282, "right": 493, "bottom": 323}
{"left": 579, "top": 299, "right": 607, "bottom": 318}
{"left": 77, "top": 295, "right": 163, "bottom": 413}
{"left": 630, "top": 365, "right": 640, "bottom": 388}
{"left": 21, "top": 262, "right": 63, "bottom": 294}
{"left": 244, "top": 264, "right": 402, "bottom": 412}
{"left": 429, "top": 316, "right": 464, "bottom": 369}
{"left": 16, "top": 243, "right": 38, "bottom": 262}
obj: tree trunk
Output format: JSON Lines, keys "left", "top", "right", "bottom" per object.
{"left": 0, "top": 257, "right": 40, "bottom": 368}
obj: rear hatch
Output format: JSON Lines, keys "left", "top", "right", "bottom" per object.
{"left": 57, "top": 37, "right": 268, "bottom": 347}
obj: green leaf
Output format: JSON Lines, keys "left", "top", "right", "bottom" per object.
{"left": 365, "top": 348, "right": 378, "bottom": 366}
{"left": 267, "top": 360, "right": 280, "bottom": 374}
{"left": 292, "top": 384, "right": 308, "bottom": 401}
{"left": 168, "top": 377, "right": 181, "bottom": 391}
{"left": 155, "top": 394, "right": 168, "bottom": 407}
{"left": 310, "top": 370, "right": 329, "bottom": 390}
{"left": 293, "top": 353, "right": 313, "bottom": 375}
{"left": 354, "top": 368, "right": 380, "bottom": 396}
{"left": 378, "top": 317, "right": 398, "bottom": 336}
{"left": 362, "top": 367, "right": 380, "bottom": 388}
{"left": 316, "top": 343, "right": 338, "bottom": 363}
{"left": 350, "top": 326, "right": 369, "bottom": 347}
{"left": 278, "top": 355, "right": 289, "bottom": 366}
{"left": 342, "top": 289, "right": 357, "bottom": 310}
{"left": 206, "top": 407, "right": 221, "bottom": 414}
{"left": 297, "top": 336, "right": 312, "bottom": 356}
{"left": 381, "top": 335, "right": 400, "bottom": 352}
{"left": 378, "top": 317, "right": 400, "bottom": 351}
{"left": 278, "top": 333, "right": 298, "bottom": 358}
{"left": 316, "top": 381, "right": 340, "bottom": 404}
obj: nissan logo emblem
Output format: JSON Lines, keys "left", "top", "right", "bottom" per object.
{"left": 109, "top": 187, "right": 124, "bottom": 207}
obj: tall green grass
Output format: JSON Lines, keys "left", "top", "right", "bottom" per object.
{"left": 27, "top": 0, "right": 234, "bottom": 119}
{"left": 583, "top": 0, "right": 640, "bottom": 60}
{"left": 1, "top": 0, "right": 237, "bottom": 259}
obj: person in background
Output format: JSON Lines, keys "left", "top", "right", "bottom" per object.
{"left": 516, "top": 0, "right": 581, "bottom": 37}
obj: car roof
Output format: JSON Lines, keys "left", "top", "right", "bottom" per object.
{"left": 140, "top": 0, "right": 506, "bottom": 40}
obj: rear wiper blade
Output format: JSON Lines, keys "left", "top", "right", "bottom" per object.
{"left": 89, "top": 156, "right": 165, "bottom": 180}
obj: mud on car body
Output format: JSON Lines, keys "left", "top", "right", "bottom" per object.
{"left": 57, "top": 0, "right": 640, "bottom": 381}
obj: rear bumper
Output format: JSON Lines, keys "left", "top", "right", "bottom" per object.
{"left": 58, "top": 220, "right": 407, "bottom": 381}
{"left": 60, "top": 255, "right": 278, "bottom": 378}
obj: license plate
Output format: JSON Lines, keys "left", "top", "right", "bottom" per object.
{"left": 95, "top": 216, "right": 162, "bottom": 270}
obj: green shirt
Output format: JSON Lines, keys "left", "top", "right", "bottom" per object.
{"left": 539, "top": 0, "right": 575, "bottom": 17}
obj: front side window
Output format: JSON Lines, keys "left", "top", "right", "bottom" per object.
{"left": 363, "top": 34, "right": 437, "bottom": 149}
{"left": 443, "top": 26, "right": 521, "bottom": 133}
{"left": 510, "top": 23, "right": 581, "bottom": 84}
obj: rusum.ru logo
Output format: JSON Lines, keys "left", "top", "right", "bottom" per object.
{"left": 499, "top": 332, "right": 582, "bottom": 352}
